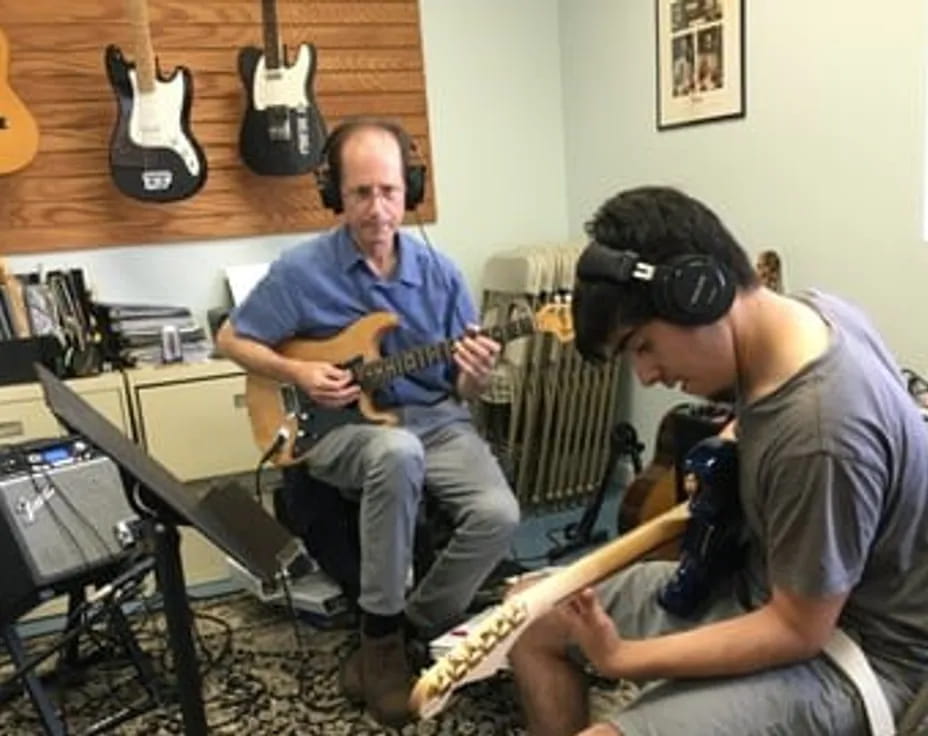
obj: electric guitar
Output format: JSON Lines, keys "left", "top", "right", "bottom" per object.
{"left": 105, "top": 0, "right": 207, "bottom": 202}
{"left": 245, "top": 303, "right": 574, "bottom": 466}
{"left": 238, "top": 0, "right": 327, "bottom": 176}
{"left": 410, "top": 436, "right": 739, "bottom": 719}
{"left": 410, "top": 501, "right": 692, "bottom": 718}
{"left": 0, "top": 27, "right": 39, "bottom": 175}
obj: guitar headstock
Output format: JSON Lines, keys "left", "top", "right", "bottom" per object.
{"left": 409, "top": 598, "right": 531, "bottom": 719}
{"left": 755, "top": 249, "right": 783, "bottom": 293}
{"left": 534, "top": 300, "right": 574, "bottom": 343}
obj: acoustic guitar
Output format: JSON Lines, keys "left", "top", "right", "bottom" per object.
{"left": 0, "top": 27, "right": 39, "bottom": 175}
{"left": 238, "top": 0, "right": 327, "bottom": 176}
{"left": 755, "top": 249, "right": 784, "bottom": 294}
{"left": 105, "top": 0, "right": 207, "bottom": 201}
{"left": 245, "top": 303, "right": 574, "bottom": 466}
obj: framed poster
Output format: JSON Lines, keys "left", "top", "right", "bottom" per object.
{"left": 656, "top": 0, "right": 745, "bottom": 130}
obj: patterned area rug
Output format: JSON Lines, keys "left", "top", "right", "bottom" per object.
{"left": 0, "top": 591, "right": 631, "bottom": 735}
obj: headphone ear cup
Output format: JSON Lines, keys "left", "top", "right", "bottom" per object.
{"left": 405, "top": 163, "right": 426, "bottom": 211}
{"left": 316, "top": 167, "right": 343, "bottom": 214}
{"left": 652, "top": 254, "right": 735, "bottom": 325}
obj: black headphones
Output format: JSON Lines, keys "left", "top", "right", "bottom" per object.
{"left": 576, "top": 241, "right": 736, "bottom": 325}
{"left": 314, "top": 118, "right": 427, "bottom": 214}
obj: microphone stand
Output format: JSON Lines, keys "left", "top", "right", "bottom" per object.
{"left": 548, "top": 421, "right": 644, "bottom": 562}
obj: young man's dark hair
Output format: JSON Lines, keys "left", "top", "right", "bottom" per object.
{"left": 572, "top": 186, "right": 758, "bottom": 362}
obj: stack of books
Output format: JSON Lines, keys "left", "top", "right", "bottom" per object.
{"left": 96, "top": 303, "right": 211, "bottom": 365}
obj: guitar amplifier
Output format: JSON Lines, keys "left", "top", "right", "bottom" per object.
{"left": 0, "top": 437, "right": 138, "bottom": 623}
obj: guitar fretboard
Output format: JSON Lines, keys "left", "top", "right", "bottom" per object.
{"left": 261, "top": 0, "right": 282, "bottom": 70}
{"left": 353, "top": 315, "right": 536, "bottom": 389}
{"left": 127, "top": 0, "right": 157, "bottom": 93}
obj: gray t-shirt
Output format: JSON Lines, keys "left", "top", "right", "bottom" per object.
{"left": 735, "top": 290, "right": 928, "bottom": 687}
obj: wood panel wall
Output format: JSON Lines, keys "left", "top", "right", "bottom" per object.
{"left": 0, "top": 0, "right": 434, "bottom": 254}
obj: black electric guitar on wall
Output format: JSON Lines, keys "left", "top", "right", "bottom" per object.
{"left": 0, "top": 27, "right": 39, "bottom": 175}
{"left": 105, "top": 0, "right": 207, "bottom": 202}
{"left": 237, "top": 0, "right": 327, "bottom": 176}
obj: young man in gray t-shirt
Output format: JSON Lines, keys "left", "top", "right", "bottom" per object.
{"left": 508, "top": 187, "right": 927, "bottom": 736}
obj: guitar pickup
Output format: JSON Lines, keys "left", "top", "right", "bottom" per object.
{"left": 280, "top": 384, "right": 300, "bottom": 416}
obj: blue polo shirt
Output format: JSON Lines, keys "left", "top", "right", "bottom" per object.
{"left": 231, "top": 226, "right": 477, "bottom": 407}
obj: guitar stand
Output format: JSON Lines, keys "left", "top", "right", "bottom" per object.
{"left": 547, "top": 421, "right": 644, "bottom": 562}
{"left": 0, "top": 556, "right": 163, "bottom": 736}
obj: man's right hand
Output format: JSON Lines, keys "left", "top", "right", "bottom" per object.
{"left": 291, "top": 360, "right": 361, "bottom": 408}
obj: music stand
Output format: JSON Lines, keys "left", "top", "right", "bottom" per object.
{"left": 34, "top": 364, "right": 311, "bottom": 734}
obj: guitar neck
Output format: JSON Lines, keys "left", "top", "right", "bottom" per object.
{"left": 126, "top": 0, "right": 157, "bottom": 92}
{"left": 354, "top": 315, "right": 536, "bottom": 390}
{"left": 522, "top": 502, "right": 690, "bottom": 611}
{"left": 261, "top": 0, "right": 282, "bottom": 69}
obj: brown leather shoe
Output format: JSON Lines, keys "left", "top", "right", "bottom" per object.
{"left": 360, "top": 629, "right": 413, "bottom": 727}
{"left": 339, "top": 645, "right": 364, "bottom": 704}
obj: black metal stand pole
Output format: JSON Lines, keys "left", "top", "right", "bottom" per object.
{"left": 0, "top": 623, "right": 66, "bottom": 736}
{"left": 151, "top": 521, "right": 208, "bottom": 736}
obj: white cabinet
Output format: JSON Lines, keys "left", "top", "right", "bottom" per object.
{"left": 0, "top": 372, "right": 130, "bottom": 443}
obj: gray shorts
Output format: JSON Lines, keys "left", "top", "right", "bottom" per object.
{"left": 590, "top": 561, "right": 871, "bottom": 736}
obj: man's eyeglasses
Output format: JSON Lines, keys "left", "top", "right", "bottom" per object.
{"left": 343, "top": 184, "right": 405, "bottom": 205}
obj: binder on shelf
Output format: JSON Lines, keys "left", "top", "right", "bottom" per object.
{"left": 0, "top": 336, "right": 63, "bottom": 387}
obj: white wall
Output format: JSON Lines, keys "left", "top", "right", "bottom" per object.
{"left": 5, "top": 0, "right": 569, "bottom": 326}
{"left": 559, "top": 0, "right": 928, "bottom": 448}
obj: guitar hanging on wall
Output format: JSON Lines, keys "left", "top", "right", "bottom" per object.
{"left": 0, "top": 27, "right": 40, "bottom": 175}
{"left": 105, "top": 0, "right": 207, "bottom": 202}
{"left": 237, "top": 0, "right": 327, "bottom": 176}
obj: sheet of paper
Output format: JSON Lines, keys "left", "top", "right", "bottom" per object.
{"left": 225, "top": 263, "right": 269, "bottom": 305}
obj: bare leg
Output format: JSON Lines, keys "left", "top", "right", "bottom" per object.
{"left": 510, "top": 607, "right": 589, "bottom": 736}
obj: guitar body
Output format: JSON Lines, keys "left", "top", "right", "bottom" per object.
{"left": 0, "top": 28, "right": 39, "bottom": 175}
{"left": 238, "top": 43, "right": 326, "bottom": 176}
{"left": 105, "top": 44, "right": 207, "bottom": 202}
{"left": 246, "top": 311, "right": 401, "bottom": 465}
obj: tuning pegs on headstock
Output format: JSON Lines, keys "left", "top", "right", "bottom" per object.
{"left": 534, "top": 297, "right": 574, "bottom": 344}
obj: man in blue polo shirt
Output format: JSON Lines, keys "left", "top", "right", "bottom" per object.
{"left": 216, "top": 119, "right": 519, "bottom": 727}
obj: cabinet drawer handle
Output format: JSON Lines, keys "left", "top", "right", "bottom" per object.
{"left": 233, "top": 393, "right": 246, "bottom": 409}
{"left": 0, "top": 421, "right": 25, "bottom": 439}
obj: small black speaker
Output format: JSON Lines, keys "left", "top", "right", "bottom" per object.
{"left": 0, "top": 439, "right": 137, "bottom": 622}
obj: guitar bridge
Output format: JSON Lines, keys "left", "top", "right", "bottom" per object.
{"left": 267, "top": 106, "right": 292, "bottom": 142}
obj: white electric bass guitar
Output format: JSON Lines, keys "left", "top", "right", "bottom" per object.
{"left": 409, "top": 501, "right": 691, "bottom": 719}
{"left": 105, "top": 0, "right": 207, "bottom": 201}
